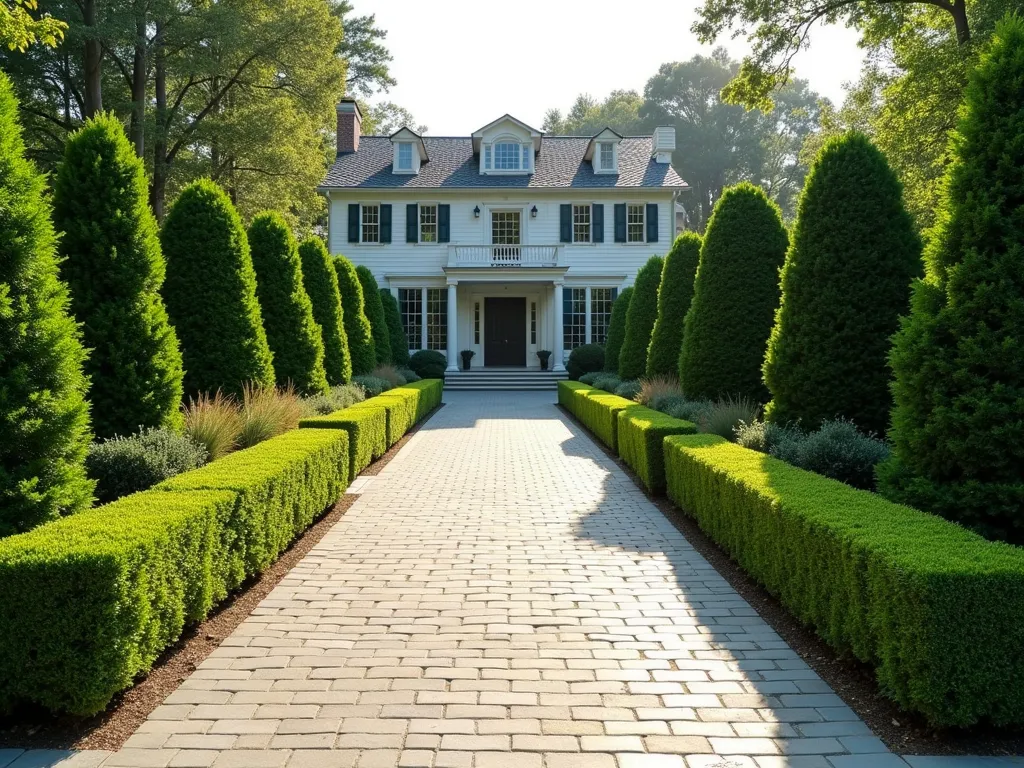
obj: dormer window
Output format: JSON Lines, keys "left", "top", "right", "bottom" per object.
{"left": 397, "top": 142, "right": 413, "bottom": 171}
{"left": 586, "top": 128, "right": 622, "bottom": 174}
{"left": 599, "top": 143, "right": 615, "bottom": 171}
{"left": 390, "top": 128, "right": 427, "bottom": 175}
{"left": 472, "top": 115, "right": 541, "bottom": 175}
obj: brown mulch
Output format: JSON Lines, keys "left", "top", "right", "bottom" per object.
{"left": 0, "top": 404, "right": 443, "bottom": 752}
{"left": 557, "top": 404, "right": 1024, "bottom": 757}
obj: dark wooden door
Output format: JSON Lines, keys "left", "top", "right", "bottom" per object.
{"left": 484, "top": 297, "right": 526, "bottom": 366}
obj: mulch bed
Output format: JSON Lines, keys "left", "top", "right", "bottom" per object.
{"left": 0, "top": 404, "right": 443, "bottom": 752}
{"left": 557, "top": 404, "right": 1024, "bottom": 757}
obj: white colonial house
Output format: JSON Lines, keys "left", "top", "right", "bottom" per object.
{"left": 319, "top": 99, "right": 688, "bottom": 378}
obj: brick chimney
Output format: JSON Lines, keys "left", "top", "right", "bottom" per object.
{"left": 336, "top": 98, "right": 362, "bottom": 155}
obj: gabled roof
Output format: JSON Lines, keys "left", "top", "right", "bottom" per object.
{"left": 389, "top": 127, "right": 428, "bottom": 162}
{"left": 321, "top": 136, "right": 687, "bottom": 190}
{"left": 584, "top": 127, "right": 623, "bottom": 162}
{"left": 471, "top": 114, "right": 543, "bottom": 153}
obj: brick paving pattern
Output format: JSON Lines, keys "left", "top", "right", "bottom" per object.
{"left": 87, "top": 391, "right": 893, "bottom": 767}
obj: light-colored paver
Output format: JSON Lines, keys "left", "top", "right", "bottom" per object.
{"left": 16, "top": 390, "right": 954, "bottom": 767}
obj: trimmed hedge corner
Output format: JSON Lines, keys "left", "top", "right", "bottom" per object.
{"left": 299, "top": 379, "right": 442, "bottom": 476}
{"left": 663, "top": 434, "right": 1024, "bottom": 728}
{"left": 558, "top": 380, "right": 593, "bottom": 409}
{"left": 157, "top": 428, "right": 348, "bottom": 593}
{"left": 617, "top": 407, "right": 697, "bottom": 493}
{"left": 569, "top": 388, "right": 639, "bottom": 453}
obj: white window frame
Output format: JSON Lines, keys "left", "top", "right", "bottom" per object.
{"left": 419, "top": 203, "right": 438, "bottom": 244}
{"left": 396, "top": 142, "right": 413, "bottom": 171}
{"left": 626, "top": 203, "right": 646, "bottom": 244}
{"left": 599, "top": 143, "right": 615, "bottom": 171}
{"left": 493, "top": 141, "right": 521, "bottom": 170}
{"left": 572, "top": 204, "right": 592, "bottom": 244}
{"left": 361, "top": 203, "right": 380, "bottom": 244}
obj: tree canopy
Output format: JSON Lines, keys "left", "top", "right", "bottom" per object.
{"left": 1, "top": 0, "right": 65, "bottom": 51}
{"left": 542, "top": 90, "right": 646, "bottom": 136}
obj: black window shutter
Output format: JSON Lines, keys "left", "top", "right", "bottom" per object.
{"left": 559, "top": 204, "right": 572, "bottom": 243}
{"left": 406, "top": 204, "right": 418, "bottom": 243}
{"left": 347, "top": 204, "right": 360, "bottom": 243}
{"left": 380, "top": 204, "right": 392, "bottom": 243}
{"left": 592, "top": 204, "right": 604, "bottom": 243}
{"left": 646, "top": 203, "right": 658, "bottom": 243}
{"left": 438, "top": 204, "right": 451, "bottom": 243}
{"left": 614, "top": 204, "right": 626, "bottom": 243}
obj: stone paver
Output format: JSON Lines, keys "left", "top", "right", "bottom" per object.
{"left": 24, "top": 391, "right": 968, "bottom": 767}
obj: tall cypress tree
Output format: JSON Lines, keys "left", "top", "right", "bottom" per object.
{"left": 356, "top": 265, "right": 392, "bottom": 366}
{"left": 333, "top": 256, "right": 376, "bottom": 376}
{"left": 53, "top": 114, "right": 185, "bottom": 438}
{"left": 618, "top": 256, "right": 664, "bottom": 381}
{"left": 647, "top": 233, "right": 701, "bottom": 378}
{"left": 763, "top": 132, "right": 921, "bottom": 434}
{"left": 680, "top": 183, "right": 788, "bottom": 402}
{"left": 298, "top": 237, "right": 351, "bottom": 385}
{"left": 0, "top": 72, "right": 94, "bottom": 536}
{"left": 248, "top": 212, "right": 328, "bottom": 395}
{"left": 603, "top": 287, "right": 633, "bottom": 374}
{"left": 380, "top": 289, "right": 410, "bottom": 367}
{"left": 879, "top": 15, "right": 1024, "bottom": 543}
{"left": 161, "top": 179, "right": 275, "bottom": 397}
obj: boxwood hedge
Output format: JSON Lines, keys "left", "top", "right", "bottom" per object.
{"left": 617, "top": 406, "right": 697, "bottom": 494}
{"left": 663, "top": 433, "right": 1024, "bottom": 727}
{"left": 0, "top": 490, "right": 236, "bottom": 715}
{"left": 561, "top": 383, "right": 639, "bottom": 453}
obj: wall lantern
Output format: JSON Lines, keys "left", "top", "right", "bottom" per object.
{"left": 530, "top": 205, "right": 538, "bottom": 218}
{"left": 473, "top": 205, "right": 481, "bottom": 218}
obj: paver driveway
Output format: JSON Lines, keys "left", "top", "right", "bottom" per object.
{"left": 102, "top": 390, "right": 889, "bottom": 768}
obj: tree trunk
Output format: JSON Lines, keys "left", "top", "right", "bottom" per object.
{"left": 82, "top": 0, "right": 103, "bottom": 117}
{"left": 130, "top": 2, "right": 147, "bottom": 157}
{"left": 151, "top": 20, "right": 168, "bottom": 220}
{"left": 950, "top": 0, "right": 971, "bottom": 45}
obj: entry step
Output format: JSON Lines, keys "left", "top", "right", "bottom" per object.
{"left": 445, "top": 369, "right": 568, "bottom": 391}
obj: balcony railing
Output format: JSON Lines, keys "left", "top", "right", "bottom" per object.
{"left": 447, "top": 245, "right": 560, "bottom": 268}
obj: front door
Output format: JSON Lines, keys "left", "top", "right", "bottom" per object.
{"left": 484, "top": 297, "right": 526, "bottom": 367}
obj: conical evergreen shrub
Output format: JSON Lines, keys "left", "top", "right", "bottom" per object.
{"left": 248, "top": 213, "right": 328, "bottom": 396}
{"left": 618, "top": 255, "right": 664, "bottom": 380}
{"left": 679, "top": 183, "right": 788, "bottom": 402}
{"left": 0, "top": 72, "right": 94, "bottom": 536}
{"left": 298, "top": 237, "right": 351, "bottom": 385}
{"left": 603, "top": 286, "right": 633, "bottom": 374}
{"left": 52, "top": 114, "right": 185, "bottom": 438}
{"left": 333, "top": 256, "right": 376, "bottom": 376}
{"left": 380, "top": 289, "right": 410, "bottom": 367}
{"left": 764, "top": 132, "right": 922, "bottom": 434}
{"left": 355, "top": 265, "right": 391, "bottom": 366}
{"left": 647, "top": 233, "right": 701, "bottom": 378}
{"left": 161, "top": 179, "right": 275, "bottom": 397}
{"left": 879, "top": 15, "right": 1024, "bottom": 543}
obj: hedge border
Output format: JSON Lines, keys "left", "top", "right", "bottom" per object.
{"left": 616, "top": 406, "right": 697, "bottom": 493}
{"left": 564, "top": 384, "right": 639, "bottom": 453}
{"left": 663, "top": 433, "right": 1024, "bottom": 727}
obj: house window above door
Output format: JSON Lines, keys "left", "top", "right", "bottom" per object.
{"left": 419, "top": 204, "right": 438, "bottom": 242}
{"left": 491, "top": 211, "right": 521, "bottom": 244}
{"left": 572, "top": 205, "right": 591, "bottom": 243}
{"left": 481, "top": 138, "right": 532, "bottom": 174}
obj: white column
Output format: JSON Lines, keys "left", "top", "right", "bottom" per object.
{"left": 446, "top": 279, "right": 459, "bottom": 372}
{"left": 552, "top": 280, "right": 565, "bottom": 372}
{"left": 584, "top": 286, "right": 592, "bottom": 345}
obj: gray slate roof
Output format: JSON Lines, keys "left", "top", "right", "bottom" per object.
{"left": 321, "top": 136, "right": 687, "bottom": 190}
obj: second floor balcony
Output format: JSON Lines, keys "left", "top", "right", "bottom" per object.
{"left": 446, "top": 244, "right": 561, "bottom": 268}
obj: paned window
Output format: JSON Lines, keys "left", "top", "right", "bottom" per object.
{"left": 627, "top": 203, "right": 645, "bottom": 243}
{"left": 530, "top": 302, "right": 537, "bottom": 345}
{"left": 397, "top": 143, "right": 412, "bottom": 170}
{"left": 474, "top": 302, "right": 480, "bottom": 344}
{"left": 563, "top": 288, "right": 586, "bottom": 351}
{"left": 426, "top": 288, "right": 447, "bottom": 351}
{"left": 491, "top": 211, "right": 520, "bottom": 244}
{"left": 590, "top": 288, "right": 615, "bottom": 345}
{"left": 484, "top": 145, "right": 492, "bottom": 169}
{"left": 398, "top": 289, "right": 422, "bottom": 349}
{"left": 419, "top": 204, "right": 438, "bottom": 242}
{"left": 361, "top": 204, "right": 380, "bottom": 243}
{"left": 599, "top": 142, "right": 615, "bottom": 170}
{"left": 493, "top": 142, "right": 520, "bottom": 170}
{"left": 572, "top": 204, "right": 591, "bottom": 243}
{"left": 522, "top": 144, "right": 531, "bottom": 170}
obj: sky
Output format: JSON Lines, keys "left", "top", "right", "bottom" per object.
{"left": 360, "top": 0, "right": 867, "bottom": 135}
